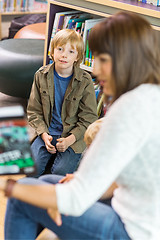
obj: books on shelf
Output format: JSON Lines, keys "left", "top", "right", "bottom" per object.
{"left": 48, "top": 10, "right": 83, "bottom": 56}
{"left": 51, "top": 11, "right": 80, "bottom": 37}
{"left": 138, "top": 0, "right": 160, "bottom": 6}
{"left": 67, "top": 13, "right": 91, "bottom": 29}
{"left": 83, "top": 18, "right": 103, "bottom": 67}
{"left": 0, "top": 0, "right": 48, "bottom": 13}
{"left": 34, "top": 0, "right": 48, "bottom": 10}
{"left": 47, "top": 9, "right": 105, "bottom": 69}
{"left": 0, "top": 105, "right": 36, "bottom": 175}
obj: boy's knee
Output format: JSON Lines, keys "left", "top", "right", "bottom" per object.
{"left": 39, "top": 174, "right": 63, "bottom": 184}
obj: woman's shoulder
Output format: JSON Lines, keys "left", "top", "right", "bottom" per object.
{"left": 110, "top": 84, "right": 160, "bottom": 120}
{"left": 119, "top": 84, "right": 160, "bottom": 105}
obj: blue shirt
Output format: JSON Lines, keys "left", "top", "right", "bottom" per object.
{"left": 48, "top": 69, "right": 73, "bottom": 135}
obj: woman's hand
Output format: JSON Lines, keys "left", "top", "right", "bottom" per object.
{"left": 59, "top": 174, "right": 74, "bottom": 183}
{"left": 41, "top": 132, "right": 56, "bottom": 154}
{"left": 47, "top": 207, "right": 62, "bottom": 226}
{"left": 0, "top": 178, "right": 6, "bottom": 191}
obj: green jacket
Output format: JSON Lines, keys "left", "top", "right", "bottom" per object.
{"left": 27, "top": 63, "right": 98, "bottom": 153}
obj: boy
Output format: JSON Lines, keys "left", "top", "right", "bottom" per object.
{"left": 27, "top": 29, "right": 98, "bottom": 177}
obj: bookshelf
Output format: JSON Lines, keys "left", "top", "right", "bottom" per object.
{"left": 44, "top": 0, "right": 160, "bottom": 71}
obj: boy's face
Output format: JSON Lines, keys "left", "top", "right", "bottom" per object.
{"left": 53, "top": 42, "right": 78, "bottom": 74}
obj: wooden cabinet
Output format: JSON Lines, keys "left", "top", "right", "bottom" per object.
{"left": 44, "top": 0, "right": 160, "bottom": 67}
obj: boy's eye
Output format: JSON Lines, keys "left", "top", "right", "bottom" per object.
{"left": 58, "top": 47, "right": 63, "bottom": 51}
{"left": 70, "top": 50, "right": 75, "bottom": 53}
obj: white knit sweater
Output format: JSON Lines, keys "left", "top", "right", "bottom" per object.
{"left": 56, "top": 84, "right": 160, "bottom": 240}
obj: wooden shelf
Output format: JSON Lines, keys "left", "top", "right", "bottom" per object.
{"left": 85, "top": 0, "right": 160, "bottom": 19}
{"left": 48, "top": 0, "right": 160, "bottom": 26}
{"left": 1, "top": 11, "right": 47, "bottom": 15}
{"left": 80, "top": 64, "right": 93, "bottom": 72}
{"left": 44, "top": 0, "right": 160, "bottom": 66}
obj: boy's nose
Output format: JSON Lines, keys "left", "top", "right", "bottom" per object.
{"left": 62, "top": 50, "right": 67, "bottom": 58}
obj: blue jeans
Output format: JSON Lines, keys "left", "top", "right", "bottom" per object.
{"left": 5, "top": 175, "right": 131, "bottom": 240}
{"left": 31, "top": 136, "right": 81, "bottom": 177}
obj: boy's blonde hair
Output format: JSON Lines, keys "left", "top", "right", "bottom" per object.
{"left": 50, "top": 29, "right": 84, "bottom": 66}
{"left": 84, "top": 118, "right": 103, "bottom": 147}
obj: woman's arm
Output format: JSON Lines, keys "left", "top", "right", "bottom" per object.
{"left": 0, "top": 178, "right": 62, "bottom": 225}
{"left": 0, "top": 179, "right": 57, "bottom": 210}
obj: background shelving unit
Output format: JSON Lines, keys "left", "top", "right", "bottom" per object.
{"left": 44, "top": 0, "right": 160, "bottom": 70}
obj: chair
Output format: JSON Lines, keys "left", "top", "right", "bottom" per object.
{"left": 14, "top": 22, "right": 46, "bottom": 40}
{"left": 0, "top": 39, "right": 44, "bottom": 98}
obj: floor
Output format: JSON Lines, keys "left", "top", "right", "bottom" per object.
{"left": 0, "top": 92, "right": 59, "bottom": 240}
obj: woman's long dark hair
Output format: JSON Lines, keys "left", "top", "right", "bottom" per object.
{"left": 89, "top": 11, "right": 160, "bottom": 102}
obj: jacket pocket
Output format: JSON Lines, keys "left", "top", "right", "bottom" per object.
{"left": 40, "top": 88, "right": 50, "bottom": 114}
{"left": 65, "top": 95, "right": 82, "bottom": 116}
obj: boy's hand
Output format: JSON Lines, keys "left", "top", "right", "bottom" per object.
{"left": 59, "top": 174, "right": 74, "bottom": 183}
{"left": 56, "top": 134, "right": 76, "bottom": 152}
{"left": 41, "top": 133, "right": 56, "bottom": 154}
{"left": 56, "top": 138, "right": 68, "bottom": 152}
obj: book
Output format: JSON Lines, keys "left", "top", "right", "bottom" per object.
{"left": 88, "top": 49, "right": 92, "bottom": 67}
{"left": 51, "top": 11, "right": 80, "bottom": 39}
{"left": 0, "top": 105, "right": 36, "bottom": 175}
{"left": 74, "top": 21, "right": 83, "bottom": 32}
{"left": 16, "top": 0, "right": 21, "bottom": 12}
{"left": 83, "top": 18, "right": 103, "bottom": 47}
{"left": 34, "top": 0, "right": 48, "bottom": 10}
{"left": 85, "top": 29, "right": 90, "bottom": 66}
{"left": 80, "top": 22, "right": 85, "bottom": 37}
{"left": 83, "top": 18, "right": 103, "bottom": 65}
{"left": 27, "top": 0, "right": 34, "bottom": 11}
{"left": 57, "top": 14, "right": 65, "bottom": 31}
{"left": 67, "top": 16, "right": 90, "bottom": 29}
{"left": 0, "top": 0, "right": 4, "bottom": 12}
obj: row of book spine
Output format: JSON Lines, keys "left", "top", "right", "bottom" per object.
{"left": 138, "top": 0, "right": 159, "bottom": 6}
{"left": 48, "top": 10, "right": 103, "bottom": 68}
{"left": 0, "top": 0, "right": 36, "bottom": 12}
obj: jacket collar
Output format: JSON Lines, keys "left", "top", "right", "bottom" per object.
{"left": 73, "top": 63, "right": 84, "bottom": 82}
{"left": 40, "top": 62, "right": 84, "bottom": 82}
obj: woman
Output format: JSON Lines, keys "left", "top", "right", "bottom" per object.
{"left": 1, "top": 11, "right": 160, "bottom": 239}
